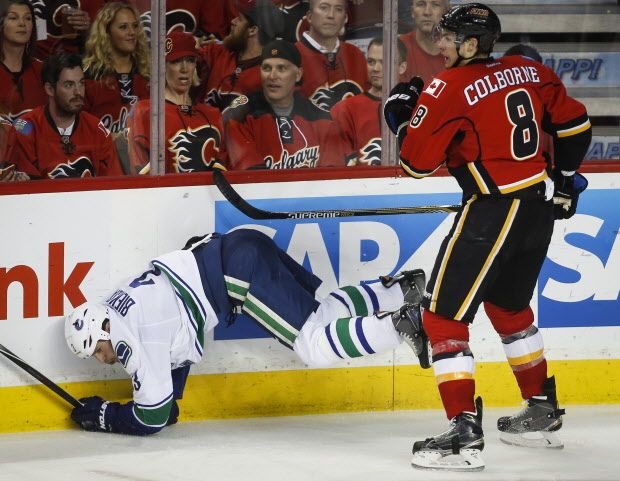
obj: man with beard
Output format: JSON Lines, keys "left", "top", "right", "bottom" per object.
{"left": 11, "top": 52, "right": 123, "bottom": 179}
{"left": 331, "top": 37, "right": 408, "bottom": 166}
{"left": 197, "top": 0, "right": 285, "bottom": 112}
{"left": 295, "top": 0, "right": 368, "bottom": 112}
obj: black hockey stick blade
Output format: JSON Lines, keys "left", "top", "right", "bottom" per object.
{"left": 212, "top": 170, "right": 460, "bottom": 219}
{"left": 0, "top": 343, "right": 82, "bottom": 408}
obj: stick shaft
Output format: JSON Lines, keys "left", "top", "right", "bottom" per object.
{"left": 212, "top": 170, "right": 460, "bottom": 219}
{"left": 0, "top": 343, "right": 82, "bottom": 408}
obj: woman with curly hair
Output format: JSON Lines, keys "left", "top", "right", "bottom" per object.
{"left": 0, "top": 0, "right": 47, "bottom": 122}
{"left": 82, "top": 1, "right": 149, "bottom": 164}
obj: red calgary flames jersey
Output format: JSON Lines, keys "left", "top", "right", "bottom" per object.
{"left": 296, "top": 36, "right": 368, "bottom": 112}
{"left": 331, "top": 92, "right": 382, "bottom": 166}
{"left": 84, "top": 72, "right": 150, "bottom": 135}
{"left": 400, "top": 55, "right": 591, "bottom": 197}
{"left": 127, "top": 100, "right": 227, "bottom": 174}
{"left": 198, "top": 43, "right": 262, "bottom": 112}
{"left": 11, "top": 105, "right": 123, "bottom": 179}
{"left": 0, "top": 61, "right": 47, "bottom": 122}
{"left": 224, "top": 92, "right": 347, "bottom": 170}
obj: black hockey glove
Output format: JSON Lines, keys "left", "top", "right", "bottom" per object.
{"left": 383, "top": 76, "right": 424, "bottom": 136}
{"left": 552, "top": 171, "right": 588, "bottom": 220}
{"left": 71, "top": 396, "right": 118, "bottom": 432}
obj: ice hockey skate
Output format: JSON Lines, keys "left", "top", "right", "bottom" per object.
{"left": 381, "top": 270, "right": 430, "bottom": 368}
{"left": 497, "top": 376, "right": 566, "bottom": 449}
{"left": 411, "top": 396, "right": 485, "bottom": 471}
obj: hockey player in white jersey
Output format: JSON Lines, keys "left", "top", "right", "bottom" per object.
{"left": 65, "top": 228, "right": 429, "bottom": 435}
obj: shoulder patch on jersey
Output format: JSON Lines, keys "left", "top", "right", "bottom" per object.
{"left": 229, "top": 95, "right": 249, "bottom": 110}
{"left": 13, "top": 118, "right": 32, "bottom": 135}
{"left": 115, "top": 340, "right": 133, "bottom": 368}
{"left": 424, "top": 78, "right": 447, "bottom": 99}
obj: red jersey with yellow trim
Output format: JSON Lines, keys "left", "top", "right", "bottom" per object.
{"left": 198, "top": 43, "right": 262, "bottom": 112}
{"left": 0, "top": 60, "right": 47, "bottom": 122}
{"left": 331, "top": 92, "right": 382, "bottom": 166}
{"left": 398, "top": 31, "right": 445, "bottom": 84}
{"left": 296, "top": 35, "right": 368, "bottom": 112}
{"left": 84, "top": 71, "right": 150, "bottom": 135}
{"left": 11, "top": 105, "right": 123, "bottom": 179}
{"left": 127, "top": 100, "right": 227, "bottom": 174}
{"left": 224, "top": 92, "right": 347, "bottom": 170}
{"left": 400, "top": 55, "right": 591, "bottom": 198}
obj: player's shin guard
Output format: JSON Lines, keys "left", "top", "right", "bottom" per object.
{"left": 424, "top": 311, "right": 476, "bottom": 419}
{"left": 485, "top": 303, "right": 547, "bottom": 399}
{"left": 294, "top": 312, "right": 401, "bottom": 367}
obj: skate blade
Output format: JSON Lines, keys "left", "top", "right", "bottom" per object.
{"left": 499, "top": 431, "right": 564, "bottom": 449}
{"left": 411, "top": 449, "right": 485, "bottom": 472}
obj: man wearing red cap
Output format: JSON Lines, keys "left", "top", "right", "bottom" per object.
{"left": 197, "top": 0, "right": 285, "bottom": 112}
{"left": 128, "top": 32, "right": 227, "bottom": 174}
{"left": 224, "top": 39, "right": 347, "bottom": 169}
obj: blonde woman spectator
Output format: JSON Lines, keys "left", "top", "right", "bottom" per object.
{"left": 82, "top": 2, "right": 150, "bottom": 138}
{"left": 0, "top": 0, "right": 47, "bottom": 122}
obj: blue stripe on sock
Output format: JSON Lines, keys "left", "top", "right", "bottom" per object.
{"left": 361, "top": 283, "right": 380, "bottom": 313}
{"left": 325, "top": 324, "right": 344, "bottom": 358}
{"left": 355, "top": 317, "right": 375, "bottom": 354}
{"left": 330, "top": 292, "right": 351, "bottom": 315}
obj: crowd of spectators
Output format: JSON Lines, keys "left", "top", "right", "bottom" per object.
{"left": 0, "top": 0, "right": 449, "bottom": 181}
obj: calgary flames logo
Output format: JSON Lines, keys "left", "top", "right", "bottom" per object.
{"left": 48, "top": 156, "right": 95, "bottom": 179}
{"left": 359, "top": 138, "right": 382, "bottom": 166}
{"left": 168, "top": 125, "right": 223, "bottom": 172}
{"left": 311, "top": 80, "right": 363, "bottom": 111}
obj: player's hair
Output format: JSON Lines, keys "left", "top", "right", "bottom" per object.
{"left": 82, "top": 2, "right": 150, "bottom": 81}
{"left": 367, "top": 37, "right": 407, "bottom": 65}
{"left": 503, "top": 43, "right": 542, "bottom": 64}
{"left": 0, "top": 0, "right": 37, "bottom": 68}
{"left": 308, "top": 0, "right": 348, "bottom": 12}
{"left": 41, "top": 52, "right": 83, "bottom": 86}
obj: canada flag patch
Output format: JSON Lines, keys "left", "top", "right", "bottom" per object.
{"left": 424, "top": 78, "right": 447, "bottom": 98}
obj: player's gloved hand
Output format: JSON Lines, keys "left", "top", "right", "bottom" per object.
{"left": 552, "top": 171, "right": 588, "bottom": 220}
{"left": 71, "top": 396, "right": 115, "bottom": 432}
{"left": 383, "top": 76, "right": 424, "bottom": 136}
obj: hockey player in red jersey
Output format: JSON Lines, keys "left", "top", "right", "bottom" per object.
{"left": 197, "top": 0, "right": 285, "bottom": 112}
{"left": 225, "top": 39, "right": 347, "bottom": 169}
{"left": 11, "top": 52, "right": 123, "bottom": 179}
{"left": 331, "top": 37, "right": 407, "bottom": 166}
{"left": 127, "top": 32, "right": 227, "bottom": 174}
{"left": 383, "top": 3, "right": 591, "bottom": 471}
{"left": 295, "top": 0, "right": 368, "bottom": 111}
{"left": 0, "top": 0, "right": 47, "bottom": 122}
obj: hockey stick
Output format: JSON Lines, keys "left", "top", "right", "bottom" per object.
{"left": 0, "top": 343, "right": 82, "bottom": 408}
{"left": 212, "top": 170, "right": 460, "bottom": 219}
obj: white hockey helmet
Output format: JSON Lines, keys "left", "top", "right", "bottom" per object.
{"left": 65, "top": 302, "right": 111, "bottom": 359}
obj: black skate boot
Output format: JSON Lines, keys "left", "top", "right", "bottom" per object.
{"left": 497, "top": 376, "right": 566, "bottom": 449}
{"left": 411, "top": 396, "right": 485, "bottom": 471}
{"left": 381, "top": 270, "right": 431, "bottom": 368}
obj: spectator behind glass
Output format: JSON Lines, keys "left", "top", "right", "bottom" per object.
{"left": 274, "top": 0, "right": 309, "bottom": 43}
{"left": 0, "top": 0, "right": 47, "bottom": 122}
{"left": 127, "top": 31, "right": 227, "bottom": 175}
{"left": 296, "top": 0, "right": 368, "bottom": 112}
{"left": 224, "top": 39, "right": 347, "bottom": 169}
{"left": 33, "top": 0, "right": 97, "bottom": 58}
{"left": 11, "top": 52, "right": 123, "bottom": 179}
{"left": 400, "top": 0, "right": 449, "bottom": 84}
{"left": 197, "top": 0, "right": 285, "bottom": 112}
{"left": 331, "top": 37, "right": 407, "bottom": 166}
{"left": 0, "top": 117, "right": 28, "bottom": 181}
{"left": 82, "top": 2, "right": 150, "bottom": 172}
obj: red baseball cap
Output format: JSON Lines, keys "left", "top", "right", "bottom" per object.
{"left": 165, "top": 31, "right": 198, "bottom": 62}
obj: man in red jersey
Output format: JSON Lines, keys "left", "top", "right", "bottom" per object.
{"left": 399, "top": 0, "right": 449, "bottom": 84}
{"left": 11, "top": 52, "right": 122, "bottom": 179}
{"left": 384, "top": 3, "right": 591, "bottom": 471}
{"left": 295, "top": 0, "right": 367, "bottom": 111}
{"left": 225, "top": 39, "right": 346, "bottom": 169}
{"left": 198, "top": 0, "right": 285, "bottom": 112}
{"left": 331, "top": 37, "right": 407, "bottom": 166}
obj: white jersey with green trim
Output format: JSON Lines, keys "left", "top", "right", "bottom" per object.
{"left": 105, "top": 249, "right": 218, "bottom": 419}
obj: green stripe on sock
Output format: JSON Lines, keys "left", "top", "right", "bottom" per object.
{"left": 335, "top": 318, "right": 362, "bottom": 358}
{"left": 244, "top": 298, "right": 297, "bottom": 345}
{"left": 341, "top": 286, "right": 369, "bottom": 316}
